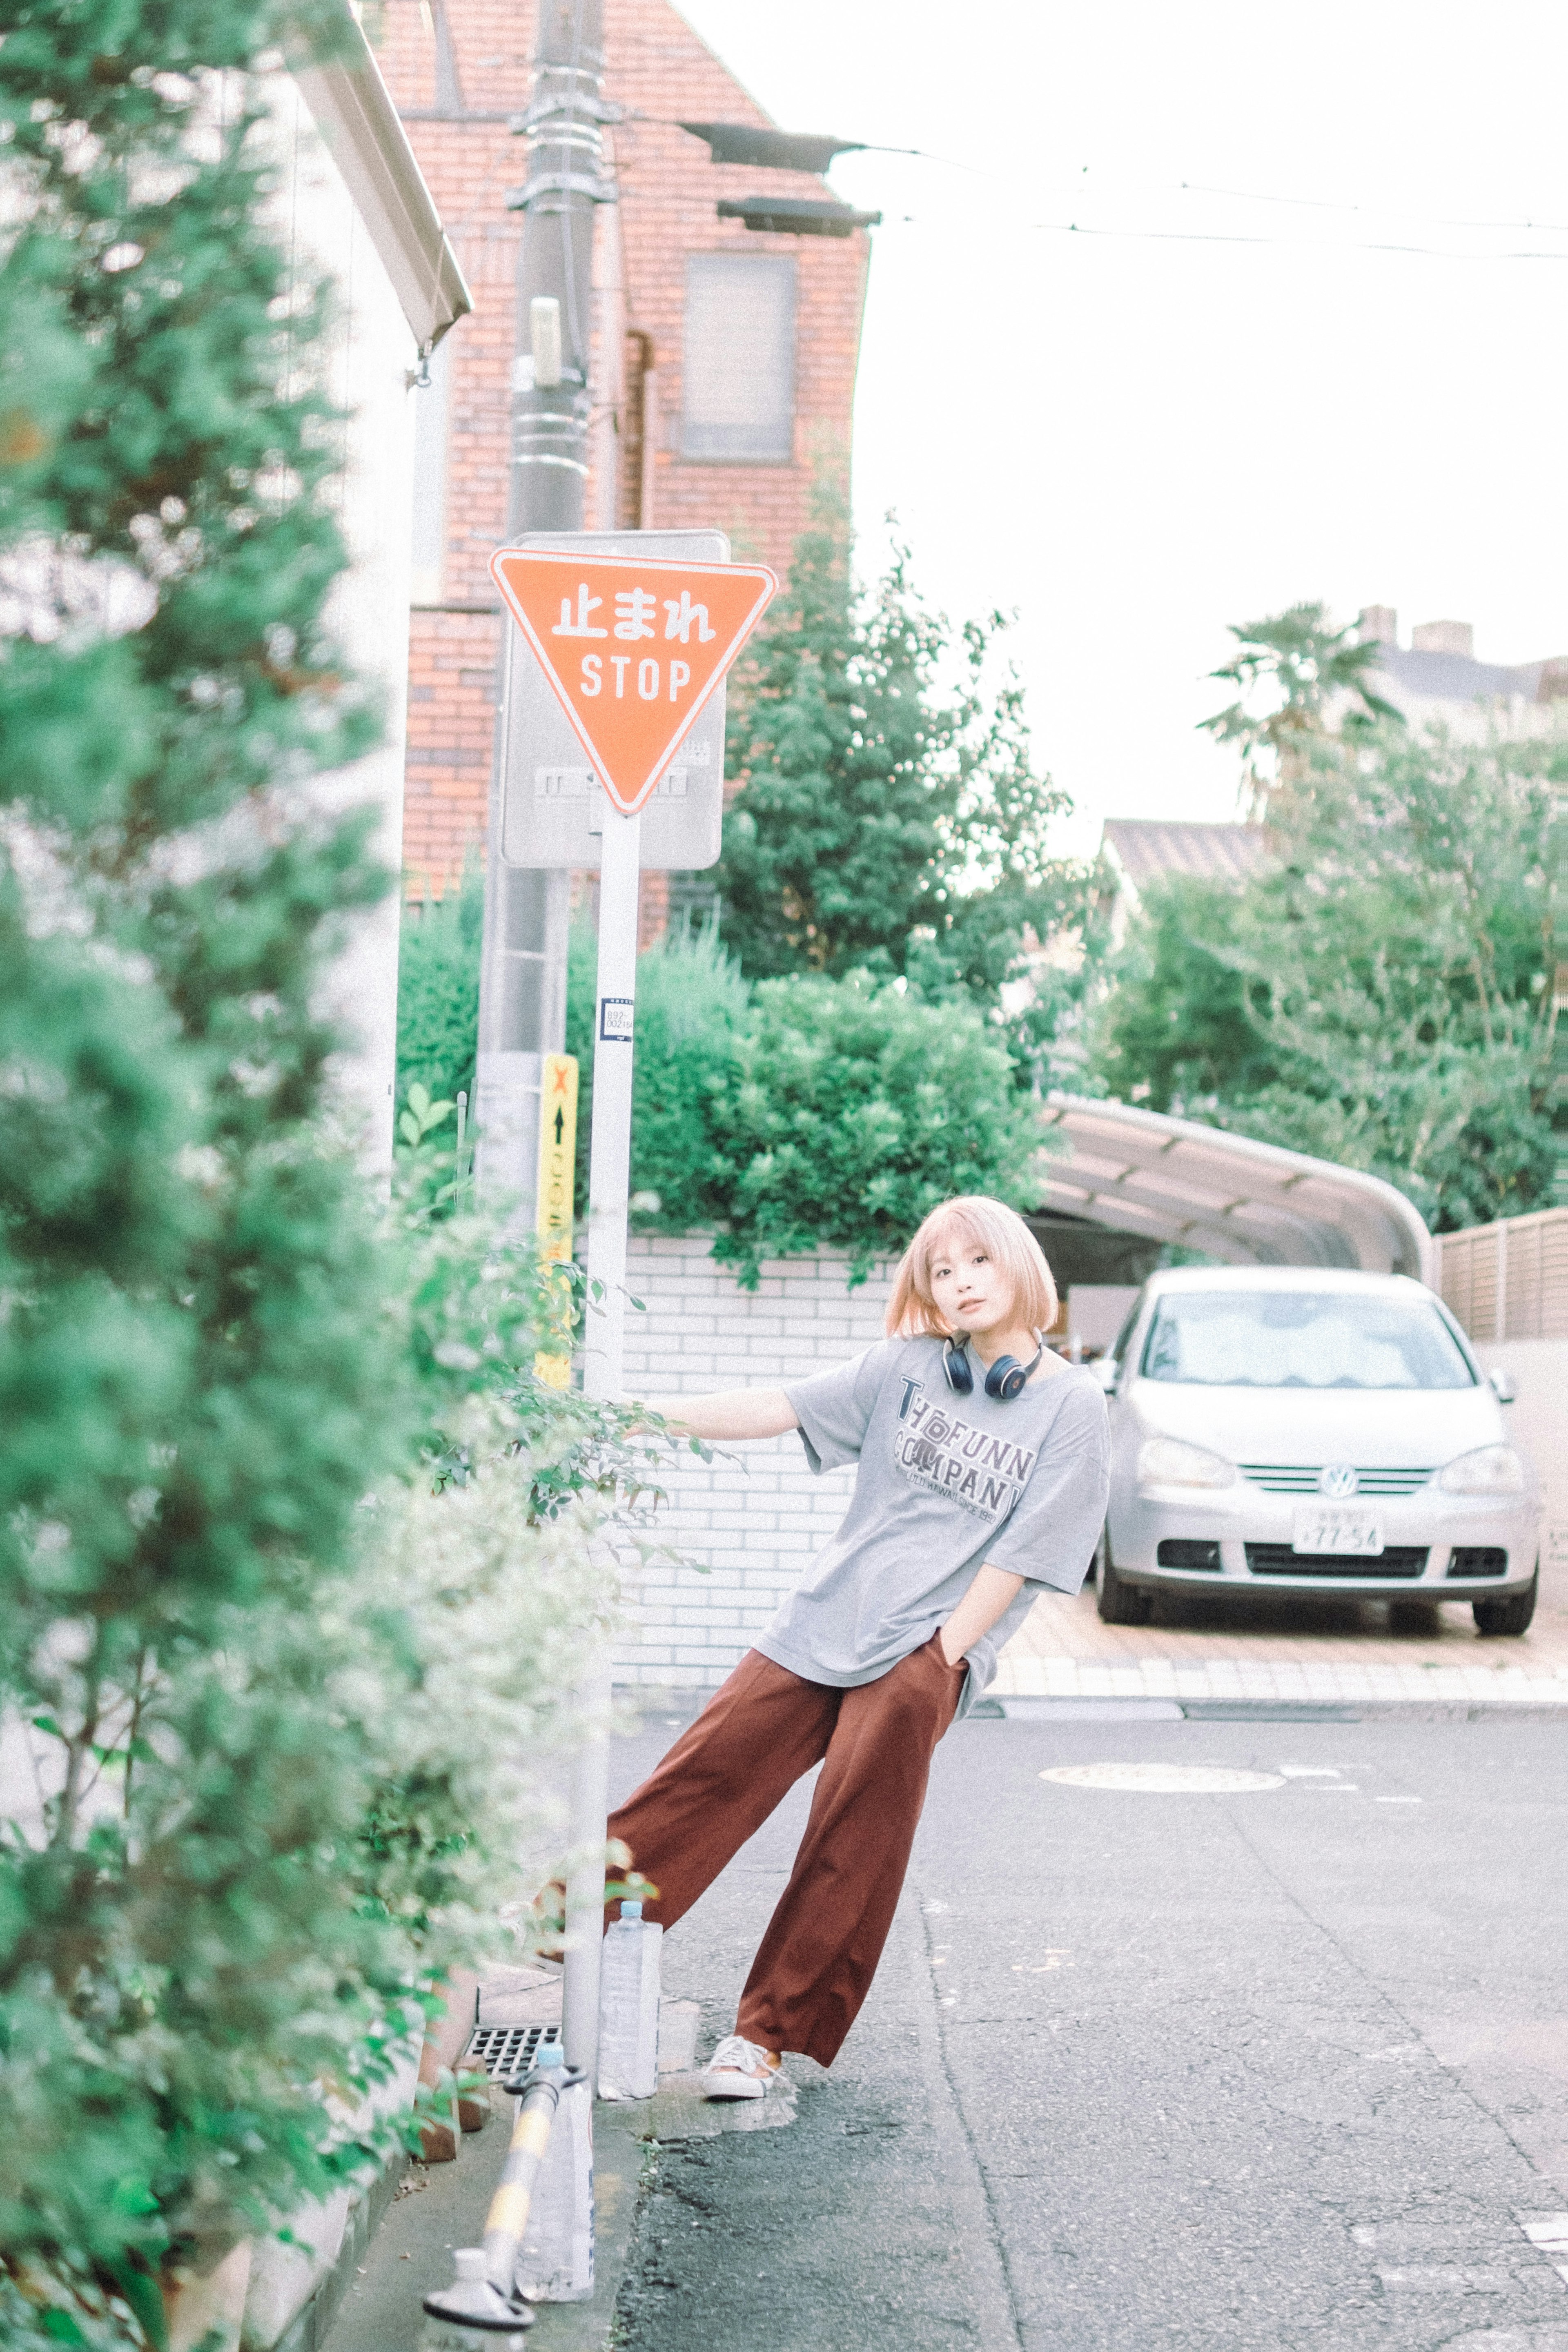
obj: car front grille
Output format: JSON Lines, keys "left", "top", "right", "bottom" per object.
{"left": 1157, "top": 1538, "right": 1222, "bottom": 1571}
{"left": 1241, "top": 1463, "right": 1434, "bottom": 1497}
{"left": 1447, "top": 1546, "right": 1506, "bottom": 1579}
{"left": 1245, "top": 1543, "right": 1428, "bottom": 1579}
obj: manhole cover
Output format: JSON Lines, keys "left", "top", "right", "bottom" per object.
{"left": 1040, "top": 1762, "right": 1285, "bottom": 1794}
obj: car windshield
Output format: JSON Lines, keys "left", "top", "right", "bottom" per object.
{"left": 1139, "top": 1290, "right": 1475, "bottom": 1390}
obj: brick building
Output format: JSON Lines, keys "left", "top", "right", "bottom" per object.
{"left": 372, "top": 0, "right": 871, "bottom": 913}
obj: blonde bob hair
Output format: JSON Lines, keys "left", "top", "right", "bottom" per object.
{"left": 885, "top": 1195, "right": 1058, "bottom": 1341}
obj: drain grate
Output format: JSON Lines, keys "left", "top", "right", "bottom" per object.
{"left": 463, "top": 2022, "right": 563, "bottom": 2082}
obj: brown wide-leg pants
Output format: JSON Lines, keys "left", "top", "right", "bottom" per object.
{"left": 605, "top": 1633, "right": 967, "bottom": 2067}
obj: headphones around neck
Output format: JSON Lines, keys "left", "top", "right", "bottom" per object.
{"left": 942, "top": 1332, "right": 1045, "bottom": 1404}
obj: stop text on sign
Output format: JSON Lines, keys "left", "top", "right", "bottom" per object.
{"left": 490, "top": 548, "right": 777, "bottom": 817}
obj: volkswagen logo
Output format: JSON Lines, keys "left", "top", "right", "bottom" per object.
{"left": 1318, "top": 1463, "right": 1359, "bottom": 1499}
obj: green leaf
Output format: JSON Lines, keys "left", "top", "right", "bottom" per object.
{"left": 105, "top": 2257, "right": 169, "bottom": 2352}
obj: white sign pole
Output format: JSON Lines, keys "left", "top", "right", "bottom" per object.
{"left": 561, "top": 802, "right": 641, "bottom": 2090}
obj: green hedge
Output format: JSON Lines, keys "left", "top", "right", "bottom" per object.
{"left": 396, "top": 861, "right": 483, "bottom": 1114}
{"left": 402, "top": 915, "right": 1040, "bottom": 1287}
{"left": 570, "top": 930, "right": 1040, "bottom": 1284}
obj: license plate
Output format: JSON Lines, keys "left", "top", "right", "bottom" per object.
{"left": 1292, "top": 1506, "right": 1384, "bottom": 1556}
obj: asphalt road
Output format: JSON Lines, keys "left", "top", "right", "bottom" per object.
{"left": 610, "top": 1705, "right": 1568, "bottom": 2352}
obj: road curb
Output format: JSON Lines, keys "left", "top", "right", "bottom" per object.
{"left": 977, "top": 1694, "right": 1568, "bottom": 1722}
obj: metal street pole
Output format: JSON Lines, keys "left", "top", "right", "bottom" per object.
{"left": 560, "top": 802, "right": 640, "bottom": 2089}
{"left": 474, "top": 0, "right": 610, "bottom": 1217}
{"left": 483, "top": 541, "right": 775, "bottom": 2123}
{"left": 483, "top": 536, "right": 771, "bottom": 2117}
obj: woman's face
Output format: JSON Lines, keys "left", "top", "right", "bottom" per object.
{"left": 927, "top": 1236, "right": 1016, "bottom": 1340}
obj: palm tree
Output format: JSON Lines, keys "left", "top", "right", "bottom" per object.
{"left": 1201, "top": 601, "right": 1403, "bottom": 818}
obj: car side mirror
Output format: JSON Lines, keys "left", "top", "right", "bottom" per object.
{"left": 1488, "top": 1367, "right": 1517, "bottom": 1404}
{"left": 1091, "top": 1356, "right": 1119, "bottom": 1394}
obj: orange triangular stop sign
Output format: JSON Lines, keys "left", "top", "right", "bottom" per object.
{"left": 490, "top": 548, "right": 777, "bottom": 815}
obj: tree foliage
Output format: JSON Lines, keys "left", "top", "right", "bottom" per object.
{"left": 1096, "top": 725, "right": 1564, "bottom": 1229}
{"left": 0, "top": 0, "right": 401, "bottom": 2297}
{"left": 715, "top": 517, "right": 1093, "bottom": 1036}
{"left": 0, "top": 12, "right": 639, "bottom": 2339}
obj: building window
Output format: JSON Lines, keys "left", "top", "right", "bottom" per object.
{"left": 681, "top": 255, "right": 795, "bottom": 463}
{"left": 410, "top": 336, "right": 451, "bottom": 604}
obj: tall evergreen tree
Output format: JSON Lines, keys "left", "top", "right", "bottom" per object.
{"left": 715, "top": 518, "right": 1088, "bottom": 1022}
{"left": 0, "top": 4, "right": 424, "bottom": 2328}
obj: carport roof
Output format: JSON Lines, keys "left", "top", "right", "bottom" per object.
{"left": 1037, "top": 1096, "right": 1433, "bottom": 1283}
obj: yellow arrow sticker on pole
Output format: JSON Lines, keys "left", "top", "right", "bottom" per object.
{"left": 535, "top": 1053, "right": 579, "bottom": 1389}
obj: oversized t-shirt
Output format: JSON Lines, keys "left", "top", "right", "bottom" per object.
{"left": 760, "top": 1336, "right": 1110, "bottom": 1716}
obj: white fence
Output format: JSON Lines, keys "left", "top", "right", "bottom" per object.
{"left": 1438, "top": 1207, "right": 1568, "bottom": 1343}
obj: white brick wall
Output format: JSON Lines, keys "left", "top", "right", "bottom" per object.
{"left": 615, "top": 1234, "right": 897, "bottom": 1690}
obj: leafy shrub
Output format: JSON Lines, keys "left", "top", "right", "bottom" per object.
{"left": 566, "top": 918, "right": 748, "bottom": 1221}
{"left": 345, "top": 1188, "right": 661, "bottom": 1960}
{"left": 704, "top": 972, "right": 1041, "bottom": 1284}
{"left": 517, "top": 925, "right": 1042, "bottom": 1283}
{"left": 397, "top": 860, "right": 484, "bottom": 1113}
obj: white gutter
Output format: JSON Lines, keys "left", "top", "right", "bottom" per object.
{"left": 291, "top": 6, "right": 472, "bottom": 353}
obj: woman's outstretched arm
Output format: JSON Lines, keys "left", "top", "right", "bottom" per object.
{"left": 639, "top": 1389, "right": 800, "bottom": 1442}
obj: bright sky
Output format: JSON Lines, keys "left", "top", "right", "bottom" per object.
{"left": 675, "top": 0, "right": 1568, "bottom": 855}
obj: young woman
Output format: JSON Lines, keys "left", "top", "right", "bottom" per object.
{"left": 612, "top": 1194, "right": 1109, "bottom": 2098}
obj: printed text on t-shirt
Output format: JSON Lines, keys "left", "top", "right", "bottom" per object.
{"left": 893, "top": 1381, "right": 1038, "bottom": 1517}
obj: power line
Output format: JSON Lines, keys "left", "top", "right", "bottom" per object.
{"left": 1025, "top": 218, "right": 1568, "bottom": 262}
{"left": 1178, "top": 178, "right": 1568, "bottom": 236}
{"left": 622, "top": 96, "right": 1568, "bottom": 261}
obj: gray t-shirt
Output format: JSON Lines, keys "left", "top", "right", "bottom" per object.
{"left": 758, "top": 1337, "right": 1109, "bottom": 1715}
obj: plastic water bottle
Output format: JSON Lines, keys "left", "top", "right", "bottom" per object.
{"left": 597, "top": 1898, "right": 662, "bottom": 2102}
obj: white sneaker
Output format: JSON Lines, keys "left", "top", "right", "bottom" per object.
{"left": 699, "top": 2034, "right": 781, "bottom": 2101}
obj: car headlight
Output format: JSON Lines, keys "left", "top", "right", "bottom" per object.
{"left": 1136, "top": 1436, "right": 1236, "bottom": 1490}
{"left": 1438, "top": 1444, "right": 1526, "bottom": 1496}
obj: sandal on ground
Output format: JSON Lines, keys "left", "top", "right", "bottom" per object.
{"left": 699, "top": 2034, "right": 782, "bottom": 2101}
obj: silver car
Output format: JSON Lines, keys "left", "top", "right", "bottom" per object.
{"left": 1095, "top": 1267, "right": 1539, "bottom": 1634}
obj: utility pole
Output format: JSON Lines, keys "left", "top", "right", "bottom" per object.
{"left": 474, "top": 0, "right": 613, "bottom": 1215}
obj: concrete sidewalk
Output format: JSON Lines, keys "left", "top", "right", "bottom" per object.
{"left": 322, "top": 1703, "right": 1015, "bottom": 2352}
{"left": 996, "top": 1562, "right": 1568, "bottom": 1709}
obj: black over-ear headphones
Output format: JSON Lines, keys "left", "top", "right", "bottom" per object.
{"left": 942, "top": 1332, "right": 1045, "bottom": 1403}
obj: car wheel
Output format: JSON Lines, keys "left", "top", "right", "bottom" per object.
{"left": 1473, "top": 1566, "right": 1538, "bottom": 1638}
{"left": 1096, "top": 1535, "right": 1152, "bottom": 1626}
